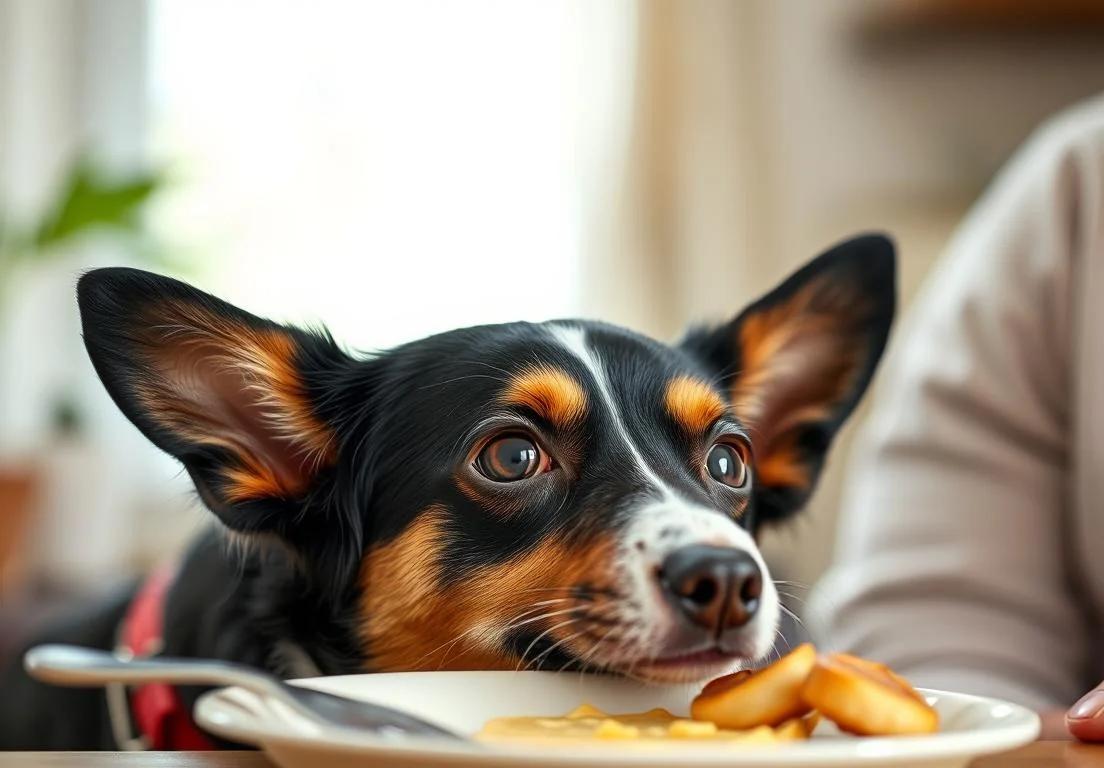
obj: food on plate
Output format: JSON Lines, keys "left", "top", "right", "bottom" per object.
{"left": 475, "top": 703, "right": 811, "bottom": 744}
{"left": 690, "top": 643, "right": 817, "bottom": 729}
{"left": 773, "top": 711, "right": 821, "bottom": 740}
{"left": 475, "top": 645, "right": 937, "bottom": 745}
{"left": 801, "top": 653, "right": 939, "bottom": 736}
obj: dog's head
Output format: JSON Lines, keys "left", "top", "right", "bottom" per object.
{"left": 77, "top": 233, "right": 894, "bottom": 683}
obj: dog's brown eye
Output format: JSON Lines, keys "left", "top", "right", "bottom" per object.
{"left": 475, "top": 435, "right": 548, "bottom": 482}
{"left": 707, "top": 443, "right": 748, "bottom": 488}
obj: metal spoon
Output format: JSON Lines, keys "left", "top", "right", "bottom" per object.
{"left": 24, "top": 644, "right": 465, "bottom": 742}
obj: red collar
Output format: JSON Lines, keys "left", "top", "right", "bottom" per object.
{"left": 116, "top": 563, "right": 217, "bottom": 751}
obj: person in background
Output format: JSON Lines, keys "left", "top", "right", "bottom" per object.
{"left": 811, "top": 93, "right": 1104, "bottom": 741}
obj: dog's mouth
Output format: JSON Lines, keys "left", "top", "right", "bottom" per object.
{"left": 593, "top": 636, "right": 760, "bottom": 683}
{"left": 508, "top": 625, "right": 746, "bottom": 683}
{"left": 607, "top": 646, "right": 745, "bottom": 683}
{"left": 641, "top": 646, "right": 741, "bottom": 668}
{"left": 503, "top": 596, "right": 768, "bottom": 684}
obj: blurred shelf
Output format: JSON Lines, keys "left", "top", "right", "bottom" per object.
{"left": 851, "top": 0, "right": 1104, "bottom": 54}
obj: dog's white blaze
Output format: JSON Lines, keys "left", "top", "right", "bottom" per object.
{"left": 548, "top": 325, "right": 675, "bottom": 502}
{"left": 548, "top": 324, "right": 780, "bottom": 670}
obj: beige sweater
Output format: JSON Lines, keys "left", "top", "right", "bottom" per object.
{"left": 812, "top": 93, "right": 1104, "bottom": 712}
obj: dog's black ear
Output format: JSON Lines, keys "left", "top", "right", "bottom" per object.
{"left": 77, "top": 268, "right": 354, "bottom": 537}
{"left": 679, "top": 233, "right": 895, "bottom": 526}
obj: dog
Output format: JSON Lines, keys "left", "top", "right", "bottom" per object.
{"left": 0, "top": 232, "right": 895, "bottom": 750}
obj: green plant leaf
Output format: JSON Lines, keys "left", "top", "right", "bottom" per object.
{"left": 32, "top": 160, "right": 163, "bottom": 251}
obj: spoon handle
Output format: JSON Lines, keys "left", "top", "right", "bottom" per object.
{"left": 25, "top": 644, "right": 287, "bottom": 700}
{"left": 24, "top": 643, "right": 463, "bottom": 742}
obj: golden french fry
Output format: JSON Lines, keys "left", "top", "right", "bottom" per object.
{"left": 801, "top": 653, "right": 938, "bottom": 736}
{"left": 690, "top": 644, "right": 817, "bottom": 729}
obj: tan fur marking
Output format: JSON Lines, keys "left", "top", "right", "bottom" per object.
{"left": 500, "top": 365, "right": 588, "bottom": 430}
{"left": 360, "top": 507, "right": 617, "bottom": 672}
{"left": 137, "top": 300, "right": 336, "bottom": 501}
{"left": 664, "top": 376, "right": 727, "bottom": 435}
{"left": 755, "top": 440, "right": 810, "bottom": 490}
{"left": 733, "top": 283, "right": 819, "bottom": 427}
{"left": 734, "top": 282, "right": 866, "bottom": 429}
{"left": 221, "top": 462, "right": 292, "bottom": 505}
{"left": 732, "top": 279, "right": 867, "bottom": 493}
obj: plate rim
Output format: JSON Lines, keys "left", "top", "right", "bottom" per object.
{"left": 194, "top": 672, "right": 1042, "bottom": 766}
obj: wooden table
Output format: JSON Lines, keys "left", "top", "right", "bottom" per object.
{"left": 2, "top": 744, "right": 1104, "bottom": 766}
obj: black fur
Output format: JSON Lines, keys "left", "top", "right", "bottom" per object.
{"left": 0, "top": 232, "right": 895, "bottom": 750}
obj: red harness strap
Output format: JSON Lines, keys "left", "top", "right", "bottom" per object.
{"left": 117, "top": 563, "right": 216, "bottom": 751}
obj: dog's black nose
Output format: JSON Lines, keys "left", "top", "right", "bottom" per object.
{"left": 659, "top": 545, "right": 762, "bottom": 633}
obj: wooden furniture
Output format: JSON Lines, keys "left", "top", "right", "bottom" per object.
{"left": 0, "top": 467, "right": 37, "bottom": 598}
{"left": 852, "top": 0, "right": 1104, "bottom": 49}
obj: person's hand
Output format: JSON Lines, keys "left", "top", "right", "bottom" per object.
{"left": 1043, "top": 685, "right": 1104, "bottom": 741}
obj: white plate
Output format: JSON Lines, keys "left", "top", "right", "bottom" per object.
{"left": 195, "top": 671, "right": 1040, "bottom": 768}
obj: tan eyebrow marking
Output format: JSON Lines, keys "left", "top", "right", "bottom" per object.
{"left": 664, "top": 375, "right": 728, "bottom": 435}
{"left": 500, "top": 364, "right": 588, "bottom": 429}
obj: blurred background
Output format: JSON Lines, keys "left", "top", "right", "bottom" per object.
{"left": 2, "top": 0, "right": 1104, "bottom": 653}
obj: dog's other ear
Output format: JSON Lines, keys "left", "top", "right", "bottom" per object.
{"left": 679, "top": 233, "right": 895, "bottom": 526}
{"left": 77, "top": 268, "right": 354, "bottom": 537}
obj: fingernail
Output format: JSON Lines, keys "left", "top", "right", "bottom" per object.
{"left": 1069, "top": 691, "right": 1104, "bottom": 721}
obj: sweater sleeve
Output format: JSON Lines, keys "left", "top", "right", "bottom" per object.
{"left": 810, "top": 98, "right": 1104, "bottom": 712}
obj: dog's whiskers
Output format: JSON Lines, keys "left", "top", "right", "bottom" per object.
{"left": 409, "top": 599, "right": 576, "bottom": 670}
{"left": 773, "top": 579, "right": 812, "bottom": 590}
{"left": 503, "top": 606, "right": 581, "bottom": 635}
{"left": 568, "top": 625, "right": 620, "bottom": 674}
{"left": 528, "top": 627, "right": 589, "bottom": 672}
{"left": 777, "top": 601, "right": 810, "bottom": 644}
{"left": 515, "top": 617, "right": 583, "bottom": 673}
{"left": 776, "top": 588, "right": 836, "bottom": 643}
